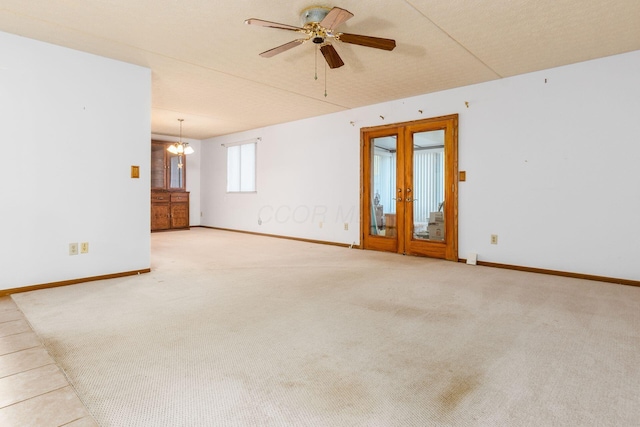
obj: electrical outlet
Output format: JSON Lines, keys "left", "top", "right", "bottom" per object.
{"left": 491, "top": 234, "right": 498, "bottom": 245}
{"left": 69, "top": 243, "right": 78, "bottom": 255}
{"left": 80, "top": 242, "right": 89, "bottom": 254}
{"left": 344, "top": 223, "right": 349, "bottom": 231}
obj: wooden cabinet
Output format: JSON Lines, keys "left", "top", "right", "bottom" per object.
{"left": 169, "top": 192, "right": 190, "bottom": 229}
{"left": 150, "top": 190, "right": 189, "bottom": 231}
{"left": 151, "top": 192, "right": 171, "bottom": 231}
{"left": 151, "top": 140, "right": 190, "bottom": 231}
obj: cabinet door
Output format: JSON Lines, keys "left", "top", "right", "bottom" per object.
{"left": 151, "top": 204, "right": 171, "bottom": 230}
{"left": 151, "top": 141, "right": 186, "bottom": 191}
{"left": 151, "top": 144, "right": 167, "bottom": 189}
{"left": 168, "top": 154, "right": 185, "bottom": 190}
{"left": 170, "top": 203, "right": 189, "bottom": 229}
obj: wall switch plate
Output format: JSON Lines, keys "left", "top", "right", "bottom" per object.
{"left": 69, "top": 243, "right": 78, "bottom": 255}
{"left": 80, "top": 242, "right": 89, "bottom": 254}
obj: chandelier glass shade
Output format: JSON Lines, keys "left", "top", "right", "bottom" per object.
{"left": 167, "top": 119, "right": 194, "bottom": 155}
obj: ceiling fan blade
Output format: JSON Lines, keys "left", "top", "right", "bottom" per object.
{"left": 338, "top": 33, "right": 396, "bottom": 51}
{"left": 259, "top": 39, "right": 306, "bottom": 58}
{"left": 244, "top": 18, "right": 303, "bottom": 32}
{"left": 320, "top": 44, "right": 344, "bottom": 69}
{"left": 320, "top": 7, "right": 354, "bottom": 30}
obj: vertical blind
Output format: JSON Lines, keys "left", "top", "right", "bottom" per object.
{"left": 373, "top": 151, "right": 397, "bottom": 215}
{"left": 374, "top": 148, "right": 444, "bottom": 222}
{"left": 412, "top": 149, "right": 444, "bottom": 222}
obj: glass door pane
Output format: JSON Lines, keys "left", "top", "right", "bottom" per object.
{"left": 370, "top": 136, "right": 397, "bottom": 238}
{"left": 411, "top": 130, "right": 445, "bottom": 241}
{"left": 151, "top": 144, "right": 166, "bottom": 189}
{"left": 168, "top": 154, "right": 184, "bottom": 189}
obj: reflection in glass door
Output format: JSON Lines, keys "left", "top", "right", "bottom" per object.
{"left": 362, "top": 115, "right": 458, "bottom": 261}
{"left": 411, "top": 130, "right": 445, "bottom": 242}
{"left": 370, "top": 135, "right": 397, "bottom": 238}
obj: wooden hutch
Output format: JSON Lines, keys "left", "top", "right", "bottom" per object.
{"left": 151, "top": 140, "right": 190, "bottom": 231}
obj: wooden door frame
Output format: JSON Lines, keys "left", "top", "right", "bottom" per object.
{"left": 360, "top": 114, "right": 459, "bottom": 261}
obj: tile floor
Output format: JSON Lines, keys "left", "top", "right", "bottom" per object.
{"left": 0, "top": 296, "right": 98, "bottom": 427}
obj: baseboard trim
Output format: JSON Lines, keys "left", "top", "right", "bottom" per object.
{"left": 197, "top": 226, "right": 361, "bottom": 249}
{"left": 458, "top": 259, "right": 639, "bottom": 287}
{"left": 0, "top": 268, "right": 151, "bottom": 297}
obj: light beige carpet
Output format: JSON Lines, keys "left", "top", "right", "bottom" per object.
{"left": 12, "top": 228, "right": 640, "bottom": 426}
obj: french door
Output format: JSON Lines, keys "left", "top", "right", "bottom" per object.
{"left": 361, "top": 115, "right": 458, "bottom": 260}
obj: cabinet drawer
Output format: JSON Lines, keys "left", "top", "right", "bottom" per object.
{"left": 151, "top": 193, "right": 170, "bottom": 203}
{"left": 171, "top": 193, "right": 189, "bottom": 203}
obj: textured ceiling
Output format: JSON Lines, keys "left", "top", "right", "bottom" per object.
{"left": 2, "top": 0, "right": 639, "bottom": 140}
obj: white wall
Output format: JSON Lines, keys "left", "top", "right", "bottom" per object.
{"left": 0, "top": 31, "right": 151, "bottom": 290}
{"left": 201, "top": 50, "right": 640, "bottom": 282}
{"left": 201, "top": 116, "right": 361, "bottom": 245}
{"left": 150, "top": 134, "right": 202, "bottom": 226}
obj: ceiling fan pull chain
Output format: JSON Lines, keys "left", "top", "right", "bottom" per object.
{"left": 315, "top": 45, "right": 318, "bottom": 80}
{"left": 324, "top": 60, "right": 328, "bottom": 97}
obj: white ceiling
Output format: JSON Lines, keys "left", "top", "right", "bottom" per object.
{"left": 2, "top": 1, "right": 639, "bottom": 140}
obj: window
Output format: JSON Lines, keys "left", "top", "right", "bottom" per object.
{"left": 226, "top": 140, "right": 256, "bottom": 192}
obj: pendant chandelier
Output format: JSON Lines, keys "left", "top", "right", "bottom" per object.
{"left": 167, "top": 119, "right": 194, "bottom": 155}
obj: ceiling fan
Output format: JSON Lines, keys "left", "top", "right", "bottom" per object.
{"left": 244, "top": 6, "right": 396, "bottom": 69}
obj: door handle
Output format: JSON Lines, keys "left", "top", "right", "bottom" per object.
{"left": 394, "top": 188, "right": 404, "bottom": 202}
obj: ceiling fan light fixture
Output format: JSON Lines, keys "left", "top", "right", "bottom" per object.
{"left": 300, "top": 6, "right": 330, "bottom": 26}
{"left": 246, "top": 6, "right": 395, "bottom": 75}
